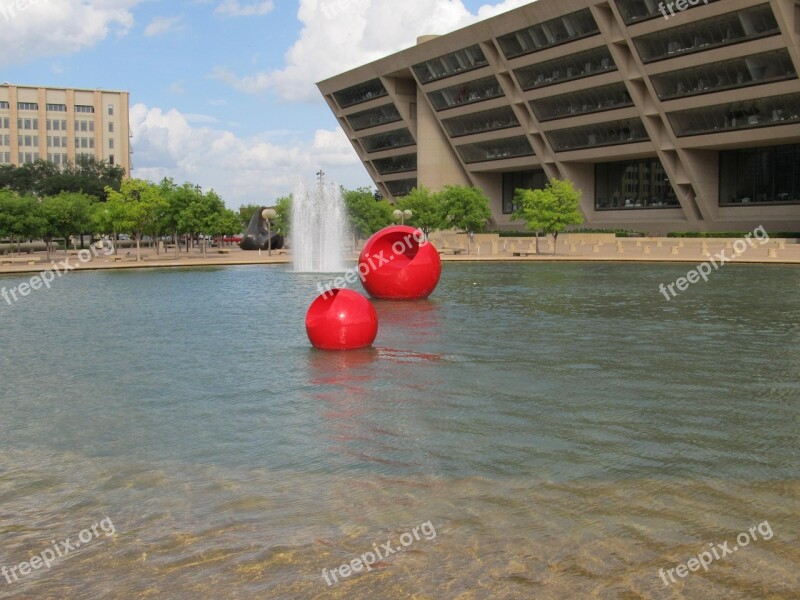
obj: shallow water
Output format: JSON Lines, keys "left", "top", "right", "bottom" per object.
{"left": 0, "top": 262, "right": 798, "bottom": 599}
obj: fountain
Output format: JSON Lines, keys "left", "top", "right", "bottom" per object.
{"left": 291, "top": 180, "right": 349, "bottom": 272}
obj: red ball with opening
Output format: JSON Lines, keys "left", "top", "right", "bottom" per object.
{"left": 359, "top": 225, "right": 442, "bottom": 300}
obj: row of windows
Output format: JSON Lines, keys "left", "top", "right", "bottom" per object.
{"left": 0, "top": 151, "right": 115, "bottom": 166}
{"left": 361, "top": 128, "right": 415, "bottom": 153}
{"left": 668, "top": 92, "right": 800, "bottom": 137}
{"left": 514, "top": 46, "right": 616, "bottom": 91}
{"left": 48, "top": 136, "right": 68, "bottom": 148}
{"left": 1, "top": 117, "right": 115, "bottom": 134}
{"left": 530, "top": 82, "right": 632, "bottom": 122}
{"left": 373, "top": 153, "right": 417, "bottom": 175}
{"left": 456, "top": 135, "right": 533, "bottom": 164}
{"left": 427, "top": 76, "right": 504, "bottom": 111}
{"left": 413, "top": 45, "right": 488, "bottom": 84}
{"left": 547, "top": 118, "right": 649, "bottom": 152}
{"left": 615, "top": 0, "right": 721, "bottom": 24}
{"left": 333, "top": 79, "right": 388, "bottom": 109}
{"left": 633, "top": 3, "right": 779, "bottom": 63}
{"left": 720, "top": 144, "right": 800, "bottom": 205}
{"left": 48, "top": 153, "right": 70, "bottom": 165}
{"left": 651, "top": 49, "right": 796, "bottom": 100}
{"left": 442, "top": 106, "right": 519, "bottom": 138}
{"left": 18, "top": 135, "right": 39, "bottom": 147}
{"left": 385, "top": 178, "right": 417, "bottom": 197}
{"left": 346, "top": 103, "right": 402, "bottom": 131}
{"left": 497, "top": 8, "right": 599, "bottom": 59}
{"left": 595, "top": 159, "right": 679, "bottom": 210}
{"left": 500, "top": 147, "right": 800, "bottom": 214}
{"left": 0, "top": 102, "right": 115, "bottom": 114}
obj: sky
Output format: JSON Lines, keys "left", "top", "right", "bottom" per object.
{"left": 0, "top": 0, "right": 531, "bottom": 208}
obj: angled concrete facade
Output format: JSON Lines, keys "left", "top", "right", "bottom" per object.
{"left": 318, "top": 0, "right": 800, "bottom": 233}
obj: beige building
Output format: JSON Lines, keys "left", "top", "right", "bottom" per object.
{"left": 318, "top": 0, "right": 800, "bottom": 234}
{"left": 0, "top": 84, "right": 130, "bottom": 175}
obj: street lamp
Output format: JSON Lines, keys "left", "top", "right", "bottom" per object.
{"left": 262, "top": 208, "right": 277, "bottom": 256}
{"left": 393, "top": 209, "right": 412, "bottom": 225}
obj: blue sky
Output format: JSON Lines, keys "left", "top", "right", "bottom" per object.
{"left": 0, "top": 0, "right": 529, "bottom": 208}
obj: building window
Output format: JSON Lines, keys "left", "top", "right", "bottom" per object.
{"left": 108, "top": 138, "right": 114, "bottom": 149}
{"left": 502, "top": 170, "right": 547, "bottom": 214}
{"left": 1, "top": 117, "right": 8, "bottom": 128}
{"left": 75, "top": 105, "right": 95, "bottom": 113}
{"left": 345, "top": 103, "right": 402, "bottom": 131}
{"left": 108, "top": 105, "right": 114, "bottom": 116}
{"left": 633, "top": 4, "right": 779, "bottom": 63}
{"left": 547, "top": 118, "right": 649, "bottom": 152}
{"left": 530, "top": 83, "right": 632, "bottom": 122}
{"left": 332, "top": 79, "right": 388, "bottom": 109}
{"left": 595, "top": 158, "right": 679, "bottom": 210}
{"left": 497, "top": 8, "right": 599, "bottom": 59}
{"left": 360, "top": 128, "right": 415, "bottom": 153}
{"left": 651, "top": 50, "right": 796, "bottom": 100}
{"left": 614, "top": 0, "right": 721, "bottom": 24}
{"left": 108, "top": 122, "right": 114, "bottom": 133}
{"left": 720, "top": 144, "right": 800, "bottom": 205}
{"left": 385, "top": 178, "right": 417, "bottom": 197}
{"left": 426, "top": 76, "right": 504, "bottom": 111}
{"left": 455, "top": 135, "right": 534, "bottom": 163}
{"left": 667, "top": 92, "right": 800, "bottom": 136}
{"left": 0, "top": 101, "right": 9, "bottom": 109}
{"left": 514, "top": 46, "right": 616, "bottom": 91}
{"left": 442, "top": 106, "right": 519, "bottom": 138}
{"left": 413, "top": 45, "right": 488, "bottom": 84}
{"left": 109, "top": 155, "right": 115, "bottom": 165}
{"left": 46, "top": 103, "right": 67, "bottom": 112}
{"left": 17, "top": 102, "right": 38, "bottom": 110}
{"left": 372, "top": 153, "right": 417, "bottom": 175}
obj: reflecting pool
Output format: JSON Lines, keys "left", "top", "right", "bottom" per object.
{"left": 0, "top": 263, "right": 798, "bottom": 598}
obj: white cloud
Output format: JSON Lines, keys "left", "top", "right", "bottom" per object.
{"left": 215, "top": 1, "right": 275, "bottom": 17}
{"left": 130, "top": 103, "right": 366, "bottom": 206}
{"left": 0, "top": 0, "right": 141, "bottom": 67}
{"left": 144, "top": 15, "right": 183, "bottom": 37}
{"left": 209, "top": 0, "right": 532, "bottom": 102}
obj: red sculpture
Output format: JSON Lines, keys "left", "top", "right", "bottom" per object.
{"left": 306, "top": 289, "right": 379, "bottom": 350}
{"left": 359, "top": 226, "right": 441, "bottom": 299}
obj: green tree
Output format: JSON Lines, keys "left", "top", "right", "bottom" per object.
{"left": 397, "top": 186, "right": 445, "bottom": 239}
{"left": 0, "top": 191, "right": 45, "bottom": 256}
{"left": 273, "top": 195, "right": 292, "bottom": 237}
{"left": 238, "top": 203, "right": 262, "bottom": 231}
{"left": 209, "top": 208, "right": 242, "bottom": 247}
{"left": 438, "top": 185, "right": 492, "bottom": 253}
{"left": 343, "top": 187, "right": 394, "bottom": 241}
{"left": 512, "top": 179, "right": 584, "bottom": 254}
{"left": 177, "top": 188, "right": 226, "bottom": 258}
{"left": 104, "top": 179, "right": 167, "bottom": 261}
{"left": 40, "top": 192, "right": 96, "bottom": 257}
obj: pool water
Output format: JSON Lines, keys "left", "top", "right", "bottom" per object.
{"left": 0, "top": 262, "right": 798, "bottom": 599}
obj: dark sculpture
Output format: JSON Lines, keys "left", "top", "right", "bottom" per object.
{"left": 239, "top": 207, "right": 285, "bottom": 251}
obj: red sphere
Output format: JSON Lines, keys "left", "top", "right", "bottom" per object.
{"left": 359, "top": 226, "right": 442, "bottom": 300}
{"left": 306, "top": 289, "right": 379, "bottom": 350}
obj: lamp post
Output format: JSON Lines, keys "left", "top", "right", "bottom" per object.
{"left": 262, "top": 208, "right": 277, "bottom": 256}
{"left": 393, "top": 209, "right": 412, "bottom": 225}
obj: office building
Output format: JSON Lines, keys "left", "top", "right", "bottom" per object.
{"left": 318, "top": 0, "right": 800, "bottom": 233}
{"left": 0, "top": 84, "right": 130, "bottom": 175}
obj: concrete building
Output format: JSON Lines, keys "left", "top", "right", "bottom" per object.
{"left": 318, "top": 0, "right": 800, "bottom": 233}
{"left": 0, "top": 84, "right": 130, "bottom": 175}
